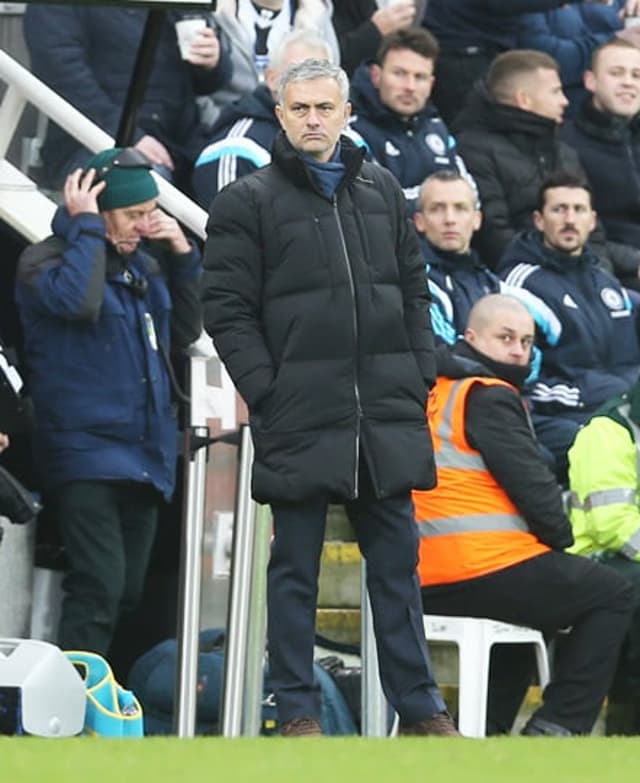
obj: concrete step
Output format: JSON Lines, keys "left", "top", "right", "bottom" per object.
{"left": 318, "top": 541, "right": 361, "bottom": 608}
{"left": 325, "top": 505, "right": 355, "bottom": 541}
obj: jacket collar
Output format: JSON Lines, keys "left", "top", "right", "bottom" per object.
{"left": 271, "top": 131, "right": 365, "bottom": 196}
{"left": 574, "top": 96, "right": 640, "bottom": 140}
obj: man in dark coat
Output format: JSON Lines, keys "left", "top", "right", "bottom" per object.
{"left": 24, "top": 5, "right": 231, "bottom": 193}
{"left": 454, "top": 49, "right": 575, "bottom": 267}
{"left": 348, "top": 29, "right": 470, "bottom": 212}
{"left": 201, "top": 58, "right": 458, "bottom": 738}
{"left": 562, "top": 38, "right": 640, "bottom": 288}
{"left": 498, "top": 170, "right": 640, "bottom": 483}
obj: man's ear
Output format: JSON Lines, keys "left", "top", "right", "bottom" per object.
{"left": 584, "top": 69, "right": 596, "bottom": 94}
{"left": 414, "top": 210, "right": 426, "bottom": 233}
{"left": 533, "top": 209, "right": 544, "bottom": 232}
{"left": 275, "top": 103, "right": 285, "bottom": 129}
{"left": 513, "top": 87, "right": 531, "bottom": 112}
{"left": 370, "top": 64, "right": 382, "bottom": 89}
{"left": 343, "top": 100, "right": 352, "bottom": 127}
{"left": 463, "top": 327, "right": 476, "bottom": 345}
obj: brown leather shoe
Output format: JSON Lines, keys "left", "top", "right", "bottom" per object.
{"left": 280, "top": 717, "right": 323, "bottom": 737}
{"left": 399, "top": 712, "right": 461, "bottom": 737}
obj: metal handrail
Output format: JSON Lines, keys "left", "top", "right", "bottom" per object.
{"left": 0, "top": 48, "right": 208, "bottom": 240}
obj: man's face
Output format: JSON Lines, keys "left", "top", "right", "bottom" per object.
{"left": 275, "top": 77, "right": 351, "bottom": 162}
{"left": 465, "top": 307, "right": 535, "bottom": 366}
{"left": 103, "top": 199, "right": 157, "bottom": 255}
{"left": 520, "top": 67, "right": 568, "bottom": 124}
{"left": 370, "top": 48, "right": 434, "bottom": 118}
{"left": 585, "top": 46, "right": 640, "bottom": 119}
{"left": 413, "top": 178, "right": 481, "bottom": 254}
{"left": 534, "top": 186, "right": 596, "bottom": 256}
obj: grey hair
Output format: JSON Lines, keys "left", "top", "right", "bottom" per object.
{"left": 417, "top": 168, "right": 481, "bottom": 211}
{"left": 277, "top": 58, "right": 350, "bottom": 105}
{"left": 269, "top": 30, "right": 335, "bottom": 73}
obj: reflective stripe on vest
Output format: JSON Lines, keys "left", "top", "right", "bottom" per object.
{"left": 572, "top": 402, "right": 640, "bottom": 560}
{"left": 415, "top": 376, "right": 550, "bottom": 586}
{"left": 569, "top": 487, "right": 637, "bottom": 513}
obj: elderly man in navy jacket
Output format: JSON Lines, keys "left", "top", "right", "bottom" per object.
{"left": 15, "top": 148, "right": 202, "bottom": 655}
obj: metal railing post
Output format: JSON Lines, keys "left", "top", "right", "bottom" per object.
{"left": 241, "top": 503, "right": 272, "bottom": 736}
{"left": 173, "top": 424, "right": 209, "bottom": 737}
{"left": 221, "top": 425, "right": 256, "bottom": 737}
{"left": 360, "top": 561, "right": 389, "bottom": 737}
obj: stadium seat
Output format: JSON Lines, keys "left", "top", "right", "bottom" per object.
{"left": 423, "top": 615, "right": 551, "bottom": 738}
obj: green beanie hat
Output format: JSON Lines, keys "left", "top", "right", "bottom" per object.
{"left": 84, "top": 147, "right": 159, "bottom": 211}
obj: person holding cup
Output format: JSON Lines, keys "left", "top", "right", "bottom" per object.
{"left": 23, "top": 5, "right": 231, "bottom": 196}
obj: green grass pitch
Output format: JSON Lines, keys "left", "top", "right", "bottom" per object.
{"left": 2, "top": 737, "right": 638, "bottom": 783}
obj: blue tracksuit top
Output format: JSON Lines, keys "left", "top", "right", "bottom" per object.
{"left": 498, "top": 230, "right": 640, "bottom": 415}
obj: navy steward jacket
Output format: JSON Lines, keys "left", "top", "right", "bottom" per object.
{"left": 498, "top": 230, "right": 640, "bottom": 417}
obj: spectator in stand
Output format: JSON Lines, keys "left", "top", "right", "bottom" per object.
{"left": 498, "top": 170, "right": 640, "bottom": 482}
{"left": 203, "top": 0, "right": 338, "bottom": 127}
{"left": 562, "top": 38, "right": 640, "bottom": 289}
{"left": 414, "top": 293, "right": 633, "bottom": 737}
{"left": 332, "top": 0, "right": 423, "bottom": 77}
{"left": 24, "top": 5, "right": 231, "bottom": 194}
{"left": 414, "top": 169, "right": 555, "bottom": 348}
{"left": 192, "top": 30, "right": 333, "bottom": 209}
{"left": 348, "top": 28, "right": 472, "bottom": 210}
{"left": 453, "top": 49, "right": 633, "bottom": 276}
{"left": 422, "top": 0, "right": 614, "bottom": 127}
{"left": 517, "top": 1, "right": 640, "bottom": 116}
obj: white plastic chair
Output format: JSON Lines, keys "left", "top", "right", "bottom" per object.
{"left": 423, "top": 615, "right": 551, "bottom": 738}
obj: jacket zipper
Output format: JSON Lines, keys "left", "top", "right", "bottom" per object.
{"left": 333, "top": 195, "right": 361, "bottom": 499}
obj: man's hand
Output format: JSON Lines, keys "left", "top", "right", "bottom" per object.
{"left": 142, "top": 208, "right": 191, "bottom": 254}
{"left": 185, "top": 26, "right": 220, "bottom": 70}
{"left": 623, "top": 0, "right": 640, "bottom": 18}
{"left": 135, "top": 135, "right": 175, "bottom": 172}
{"left": 64, "top": 168, "right": 106, "bottom": 217}
{"left": 0, "top": 433, "right": 9, "bottom": 453}
{"left": 617, "top": 24, "right": 640, "bottom": 44}
{"left": 372, "top": 1, "right": 416, "bottom": 35}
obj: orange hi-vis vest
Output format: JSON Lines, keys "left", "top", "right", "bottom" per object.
{"left": 413, "top": 376, "right": 550, "bottom": 587}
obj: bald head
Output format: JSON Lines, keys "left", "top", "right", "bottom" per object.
{"left": 465, "top": 294, "right": 534, "bottom": 367}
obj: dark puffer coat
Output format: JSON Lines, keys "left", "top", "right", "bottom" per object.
{"left": 201, "top": 133, "right": 436, "bottom": 503}
{"left": 454, "top": 83, "right": 584, "bottom": 266}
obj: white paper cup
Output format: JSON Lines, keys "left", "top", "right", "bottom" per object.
{"left": 175, "top": 18, "right": 206, "bottom": 60}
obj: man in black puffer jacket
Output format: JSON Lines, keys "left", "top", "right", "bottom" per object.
{"left": 454, "top": 49, "right": 577, "bottom": 267}
{"left": 562, "top": 38, "right": 640, "bottom": 289}
{"left": 202, "top": 59, "right": 458, "bottom": 738}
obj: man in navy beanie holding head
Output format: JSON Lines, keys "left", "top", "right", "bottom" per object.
{"left": 15, "top": 148, "right": 202, "bottom": 655}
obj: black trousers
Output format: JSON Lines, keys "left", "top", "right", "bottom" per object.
{"left": 268, "top": 464, "right": 446, "bottom": 726}
{"left": 422, "top": 551, "right": 633, "bottom": 734}
{"left": 54, "top": 480, "right": 159, "bottom": 655}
